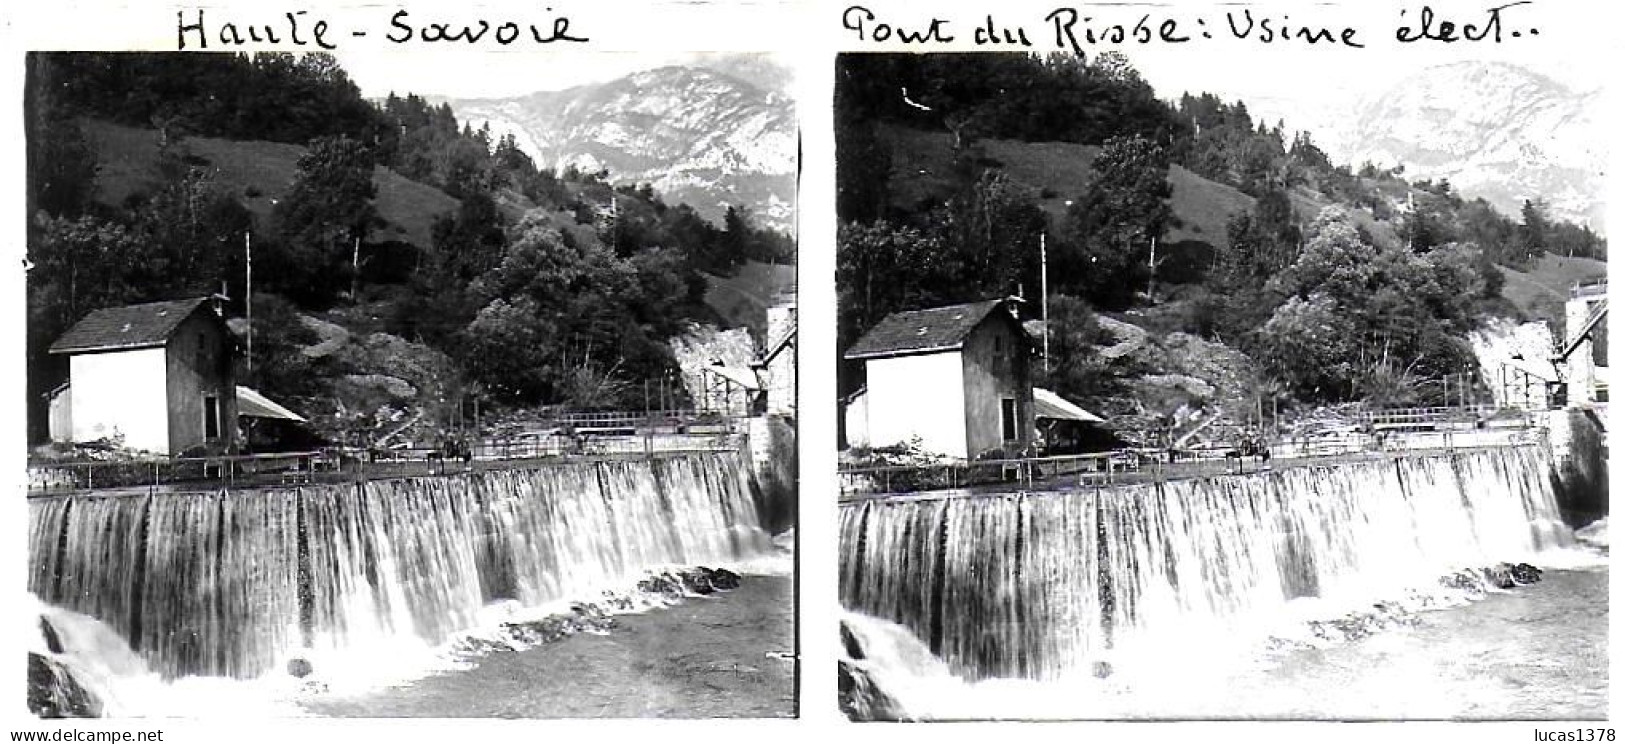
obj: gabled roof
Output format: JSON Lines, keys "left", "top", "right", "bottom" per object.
{"left": 49, "top": 297, "right": 215, "bottom": 355}
{"left": 844, "top": 300, "right": 1015, "bottom": 360}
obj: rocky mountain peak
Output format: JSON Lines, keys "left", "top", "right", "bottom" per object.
{"left": 450, "top": 64, "right": 796, "bottom": 232}
{"left": 1343, "top": 61, "right": 1604, "bottom": 230}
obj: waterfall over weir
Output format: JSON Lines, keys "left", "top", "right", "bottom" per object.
{"left": 30, "top": 453, "right": 769, "bottom": 681}
{"left": 839, "top": 446, "right": 1572, "bottom": 683}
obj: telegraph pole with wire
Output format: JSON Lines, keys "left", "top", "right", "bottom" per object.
{"left": 245, "top": 231, "right": 253, "bottom": 377}
{"left": 1040, "top": 232, "right": 1050, "bottom": 372}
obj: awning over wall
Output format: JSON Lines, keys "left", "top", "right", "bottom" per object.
{"left": 236, "top": 386, "right": 306, "bottom": 422}
{"left": 705, "top": 364, "right": 762, "bottom": 391}
{"left": 1034, "top": 388, "right": 1103, "bottom": 423}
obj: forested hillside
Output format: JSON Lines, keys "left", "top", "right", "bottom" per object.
{"left": 836, "top": 53, "right": 1605, "bottom": 441}
{"left": 25, "top": 52, "right": 793, "bottom": 447}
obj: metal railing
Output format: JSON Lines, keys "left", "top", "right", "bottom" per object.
{"left": 838, "top": 448, "right": 1279, "bottom": 498}
{"left": 1360, "top": 404, "right": 1498, "bottom": 431}
{"left": 27, "top": 450, "right": 339, "bottom": 494}
{"left": 838, "top": 426, "right": 1546, "bottom": 498}
{"left": 470, "top": 429, "right": 742, "bottom": 460}
{"left": 27, "top": 430, "right": 746, "bottom": 496}
{"left": 492, "top": 409, "right": 731, "bottom": 435}
{"left": 1572, "top": 279, "right": 1608, "bottom": 299}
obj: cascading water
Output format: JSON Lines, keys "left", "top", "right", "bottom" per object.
{"left": 29, "top": 452, "right": 770, "bottom": 695}
{"left": 840, "top": 447, "right": 1575, "bottom": 689}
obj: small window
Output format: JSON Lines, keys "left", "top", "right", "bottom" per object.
{"left": 204, "top": 395, "right": 221, "bottom": 441}
{"left": 1001, "top": 398, "right": 1018, "bottom": 442}
{"left": 196, "top": 333, "right": 207, "bottom": 370}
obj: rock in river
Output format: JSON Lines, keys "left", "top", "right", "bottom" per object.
{"left": 28, "top": 653, "right": 102, "bottom": 718}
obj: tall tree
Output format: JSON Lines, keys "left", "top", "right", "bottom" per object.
{"left": 836, "top": 220, "right": 960, "bottom": 363}
{"left": 271, "top": 135, "right": 380, "bottom": 304}
{"left": 1519, "top": 198, "right": 1551, "bottom": 261}
{"left": 1058, "top": 135, "right": 1172, "bottom": 309}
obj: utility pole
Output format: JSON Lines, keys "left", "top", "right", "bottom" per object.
{"left": 245, "top": 231, "right": 253, "bottom": 377}
{"left": 1040, "top": 232, "right": 1050, "bottom": 373}
{"left": 1146, "top": 235, "right": 1159, "bottom": 304}
{"left": 351, "top": 235, "right": 361, "bottom": 302}
{"left": 1406, "top": 190, "right": 1416, "bottom": 251}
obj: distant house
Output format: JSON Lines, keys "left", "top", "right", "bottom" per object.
{"left": 843, "top": 298, "right": 1037, "bottom": 460}
{"left": 47, "top": 297, "right": 239, "bottom": 455}
{"left": 759, "top": 294, "right": 797, "bottom": 417}
{"left": 1562, "top": 281, "right": 1609, "bottom": 406}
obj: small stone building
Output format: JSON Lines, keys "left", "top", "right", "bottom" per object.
{"left": 843, "top": 298, "right": 1037, "bottom": 460}
{"left": 48, "top": 297, "right": 239, "bottom": 455}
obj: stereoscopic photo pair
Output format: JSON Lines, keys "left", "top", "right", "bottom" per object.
{"left": 21, "top": 48, "right": 1608, "bottom": 722}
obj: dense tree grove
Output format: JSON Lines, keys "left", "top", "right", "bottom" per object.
{"left": 27, "top": 53, "right": 387, "bottom": 148}
{"left": 25, "top": 52, "right": 794, "bottom": 440}
{"left": 836, "top": 52, "right": 1605, "bottom": 414}
{"left": 837, "top": 53, "right": 1186, "bottom": 153}
{"left": 1257, "top": 208, "right": 1487, "bottom": 402}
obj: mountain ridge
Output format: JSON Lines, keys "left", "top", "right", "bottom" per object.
{"left": 446, "top": 65, "right": 797, "bottom": 232}
{"left": 1250, "top": 61, "right": 1605, "bottom": 231}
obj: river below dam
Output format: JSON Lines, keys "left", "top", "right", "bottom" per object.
{"left": 839, "top": 446, "right": 1607, "bottom": 720}
{"left": 1216, "top": 562, "right": 1608, "bottom": 720}
{"left": 843, "top": 557, "right": 1607, "bottom": 720}
{"left": 27, "top": 452, "right": 796, "bottom": 718}
{"left": 304, "top": 572, "right": 795, "bottom": 718}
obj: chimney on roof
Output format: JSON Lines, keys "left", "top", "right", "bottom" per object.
{"left": 1003, "top": 295, "right": 1026, "bottom": 320}
{"left": 211, "top": 286, "right": 231, "bottom": 317}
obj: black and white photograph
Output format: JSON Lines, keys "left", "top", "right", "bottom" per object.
{"left": 8, "top": 0, "right": 1622, "bottom": 736}
{"left": 21, "top": 49, "right": 798, "bottom": 718}
{"left": 834, "top": 49, "right": 1608, "bottom": 720}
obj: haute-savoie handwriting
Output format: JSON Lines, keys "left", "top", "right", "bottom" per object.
{"left": 175, "top": 7, "right": 588, "bottom": 50}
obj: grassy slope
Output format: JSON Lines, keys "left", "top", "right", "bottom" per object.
{"left": 885, "top": 125, "right": 1400, "bottom": 253}
{"left": 1499, "top": 253, "right": 1608, "bottom": 326}
{"left": 888, "top": 128, "right": 1245, "bottom": 251}
{"left": 703, "top": 260, "right": 795, "bottom": 342}
{"left": 83, "top": 119, "right": 459, "bottom": 249}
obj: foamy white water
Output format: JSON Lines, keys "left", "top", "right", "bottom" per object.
{"left": 1576, "top": 516, "right": 1609, "bottom": 549}
{"left": 839, "top": 446, "right": 1600, "bottom": 719}
{"left": 847, "top": 557, "right": 1606, "bottom": 721}
{"left": 29, "top": 453, "right": 776, "bottom": 715}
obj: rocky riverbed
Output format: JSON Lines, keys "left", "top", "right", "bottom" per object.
{"left": 842, "top": 558, "right": 1607, "bottom": 720}
{"left": 1223, "top": 563, "right": 1608, "bottom": 720}
{"left": 303, "top": 572, "right": 796, "bottom": 718}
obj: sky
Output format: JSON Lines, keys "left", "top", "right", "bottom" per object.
{"left": 336, "top": 19, "right": 1609, "bottom": 131}
{"left": 339, "top": 50, "right": 687, "bottom": 99}
{"left": 1129, "top": 34, "right": 1607, "bottom": 127}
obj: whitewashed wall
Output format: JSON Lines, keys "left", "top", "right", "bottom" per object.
{"left": 864, "top": 352, "right": 967, "bottom": 459}
{"left": 69, "top": 348, "right": 170, "bottom": 454}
